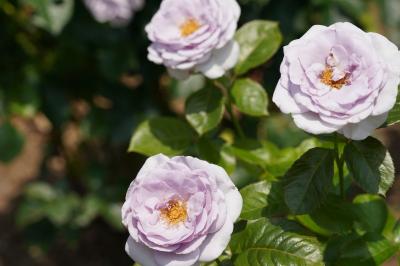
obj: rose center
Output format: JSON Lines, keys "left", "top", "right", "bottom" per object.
{"left": 160, "top": 200, "right": 187, "bottom": 225}
{"left": 320, "top": 67, "right": 350, "bottom": 90}
{"left": 180, "top": 19, "right": 201, "bottom": 37}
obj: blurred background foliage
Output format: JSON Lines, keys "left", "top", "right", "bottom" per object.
{"left": 1, "top": 0, "right": 400, "bottom": 265}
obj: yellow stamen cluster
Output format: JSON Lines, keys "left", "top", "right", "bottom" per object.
{"left": 320, "top": 67, "right": 349, "bottom": 90}
{"left": 180, "top": 19, "right": 201, "bottom": 37}
{"left": 160, "top": 200, "right": 188, "bottom": 225}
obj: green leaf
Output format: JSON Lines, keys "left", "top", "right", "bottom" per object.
{"left": 387, "top": 87, "right": 400, "bottom": 126}
{"left": 284, "top": 148, "right": 334, "bottom": 214}
{"left": 235, "top": 20, "right": 283, "bottom": 75}
{"left": 296, "top": 215, "right": 332, "bottom": 237}
{"left": 230, "top": 79, "right": 268, "bottom": 117}
{"left": 344, "top": 137, "right": 387, "bottom": 194}
{"left": 230, "top": 219, "right": 324, "bottom": 266}
{"left": 326, "top": 233, "right": 399, "bottom": 266}
{"left": 128, "top": 117, "right": 195, "bottom": 156}
{"left": 352, "top": 194, "right": 388, "bottom": 233}
{"left": 298, "top": 195, "right": 354, "bottom": 236}
{"left": 392, "top": 220, "right": 400, "bottom": 244}
{"left": 229, "top": 139, "right": 272, "bottom": 167}
{"left": 196, "top": 138, "right": 236, "bottom": 175}
{"left": 0, "top": 122, "right": 25, "bottom": 162}
{"left": 185, "top": 87, "right": 225, "bottom": 135}
{"left": 378, "top": 151, "right": 395, "bottom": 196}
{"left": 20, "top": 0, "right": 74, "bottom": 35}
{"left": 229, "top": 138, "right": 321, "bottom": 177}
{"left": 267, "top": 138, "right": 321, "bottom": 177}
{"left": 240, "top": 181, "right": 287, "bottom": 220}
{"left": 169, "top": 75, "right": 206, "bottom": 99}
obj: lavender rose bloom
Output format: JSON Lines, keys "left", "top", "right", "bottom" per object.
{"left": 273, "top": 22, "right": 400, "bottom": 140}
{"left": 145, "top": 0, "right": 241, "bottom": 80}
{"left": 122, "top": 154, "right": 242, "bottom": 266}
{"left": 84, "top": 0, "right": 144, "bottom": 26}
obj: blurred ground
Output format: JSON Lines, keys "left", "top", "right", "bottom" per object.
{"left": 0, "top": 117, "right": 131, "bottom": 266}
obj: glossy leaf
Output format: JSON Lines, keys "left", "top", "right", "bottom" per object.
{"left": 196, "top": 138, "right": 236, "bottom": 175}
{"left": 230, "top": 79, "right": 268, "bottom": 116}
{"left": 298, "top": 195, "right": 355, "bottom": 236}
{"left": 344, "top": 137, "right": 387, "bottom": 194}
{"left": 378, "top": 151, "right": 395, "bottom": 196}
{"left": 284, "top": 148, "right": 334, "bottom": 214}
{"left": 235, "top": 20, "right": 283, "bottom": 75}
{"left": 386, "top": 87, "right": 400, "bottom": 125}
{"left": 392, "top": 220, "right": 400, "bottom": 244}
{"left": 185, "top": 87, "right": 225, "bottom": 135}
{"left": 229, "top": 139, "right": 272, "bottom": 167}
{"left": 268, "top": 138, "right": 321, "bottom": 177}
{"left": 240, "top": 180, "right": 287, "bottom": 220}
{"left": 326, "top": 233, "right": 399, "bottom": 266}
{"left": 128, "top": 117, "right": 195, "bottom": 156}
{"left": 352, "top": 194, "right": 388, "bottom": 233}
{"left": 231, "top": 218, "right": 324, "bottom": 266}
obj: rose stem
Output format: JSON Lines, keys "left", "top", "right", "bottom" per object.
{"left": 214, "top": 80, "right": 245, "bottom": 139}
{"left": 334, "top": 133, "right": 345, "bottom": 199}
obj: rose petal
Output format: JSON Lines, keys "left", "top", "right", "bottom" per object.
{"left": 273, "top": 81, "right": 307, "bottom": 114}
{"left": 196, "top": 40, "right": 239, "bottom": 79}
{"left": 198, "top": 219, "right": 234, "bottom": 262}
{"left": 372, "top": 74, "right": 400, "bottom": 116}
{"left": 154, "top": 249, "right": 200, "bottom": 266}
{"left": 339, "top": 113, "right": 388, "bottom": 140}
{"left": 292, "top": 112, "right": 340, "bottom": 135}
{"left": 125, "top": 237, "right": 158, "bottom": 266}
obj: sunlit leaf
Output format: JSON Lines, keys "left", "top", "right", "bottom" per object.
{"left": 235, "top": 20, "right": 282, "bottom": 75}
{"left": 128, "top": 117, "right": 195, "bottom": 156}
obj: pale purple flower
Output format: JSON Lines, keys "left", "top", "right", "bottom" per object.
{"left": 84, "top": 0, "right": 144, "bottom": 27}
{"left": 122, "top": 154, "right": 242, "bottom": 266}
{"left": 273, "top": 22, "right": 400, "bottom": 140}
{"left": 145, "top": 0, "right": 241, "bottom": 79}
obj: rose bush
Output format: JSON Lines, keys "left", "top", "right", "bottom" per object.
{"left": 145, "top": 0, "right": 241, "bottom": 79}
{"left": 122, "top": 154, "right": 242, "bottom": 266}
{"left": 273, "top": 22, "right": 400, "bottom": 140}
{"left": 84, "top": 0, "right": 145, "bottom": 26}
{"left": 7, "top": 0, "right": 400, "bottom": 265}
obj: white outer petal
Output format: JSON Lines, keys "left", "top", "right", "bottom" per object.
{"left": 339, "top": 113, "right": 388, "bottom": 140}
{"left": 154, "top": 249, "right": 200, "bottom": 266}
{"left": 196, "top": 41, "right": 239, "bottom": 79}
{"left": 224, "top": 188, "right": 243, "bottom": 222}
{"left": 135, "top": 154, "right": 170, "bottom": 182}
{"left": 125, "top": 237, "right": 158, "bottom": 266}
{"left": 373, "top": 74, "right": 400, "bottom": 116}
{"left": 198, "top": 219, "right": 234, "bottom": 262}
{"left": 292, "top": 112, "right": 341, "bottom": 135}
{"left": 369, "top": 32, "right": 400, "bottom": 75}
{"left": 272, "top": 81, "right": 307, "bottom": 114}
